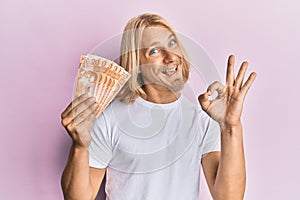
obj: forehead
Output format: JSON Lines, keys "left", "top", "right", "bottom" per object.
{"left": 141, "top": 25, "right": 174, "bottom": 48}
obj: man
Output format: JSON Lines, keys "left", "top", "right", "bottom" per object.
{"left": 61, "top": 13, "right": 256, "bottom": 200}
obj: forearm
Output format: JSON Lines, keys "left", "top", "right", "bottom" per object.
{"left": 213, "top": 123, "right": 246, "bottom": 200}
{"left": 61, "top": 144, "right": 93, "bottom": 200}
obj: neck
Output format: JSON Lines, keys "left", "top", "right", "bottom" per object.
{"left": 142, "top": 84, "right": 180, "bottom": 104}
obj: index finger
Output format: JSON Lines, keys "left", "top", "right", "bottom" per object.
{"left": 61, "top": 93, "right": 94, "bottom": 119}
{"left": 226, "top": 55, "right": 235, "bottom": 86}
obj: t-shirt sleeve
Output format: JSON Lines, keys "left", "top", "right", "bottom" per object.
{"left": 89, "top": 112, "right": 113, "bottom": 169}
{"left": 199, "top": 113, "right": 221, "bottom": 157}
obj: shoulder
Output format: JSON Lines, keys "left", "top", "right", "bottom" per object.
{"left": 95, "top": 99, "right": 136, "bottom": 125}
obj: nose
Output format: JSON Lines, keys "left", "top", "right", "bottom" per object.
{"left": 163, "top": 50, "right": 178, "bottom": 64}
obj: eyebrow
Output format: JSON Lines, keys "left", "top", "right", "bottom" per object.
{"left": 168, "top": 33, "right": 175, "bottom": 40}
{"left": 148, "top": 41, "right": 160, "bottom": 48}
{"left": 147, "top": 33, "right": 176, "bottom": 48}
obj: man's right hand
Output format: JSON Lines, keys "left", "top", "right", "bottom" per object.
{"left": 61, "top": 94, "right": 100, "bottom": 148}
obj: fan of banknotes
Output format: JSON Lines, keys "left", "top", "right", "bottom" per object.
{"left": 74, "top": 54, "right": 131, "bottom": 116}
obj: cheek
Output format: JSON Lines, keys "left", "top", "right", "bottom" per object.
{"left": 140, "top": 64, "right": 156, "bottom": 74}
{"left": 140, "top": 65, "right": 162, "bottom": 81}
{"left": 146, "top": 58, "right": 160, "bottom": 65}
{"left": 139, "top": 56, "right": 165, "bottom": 76}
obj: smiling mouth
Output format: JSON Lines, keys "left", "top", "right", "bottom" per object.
{"left": 162, "top": 66, "right": 178, "bottom": 76}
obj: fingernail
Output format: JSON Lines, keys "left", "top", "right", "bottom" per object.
{"left": 94, "top": 103, "right": 99, "bottom": 109}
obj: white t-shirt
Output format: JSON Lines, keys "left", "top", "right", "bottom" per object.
{"left": 89, "top": 95, "right": 220, "bottom": 200}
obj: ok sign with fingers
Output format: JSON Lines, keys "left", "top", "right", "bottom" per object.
{"left": 198, "top": 55, "right": 257, "bottom": 129}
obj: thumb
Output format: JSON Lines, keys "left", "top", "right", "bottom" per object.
{"left": 198, "top": 91, "right": 211, "bottom": 111}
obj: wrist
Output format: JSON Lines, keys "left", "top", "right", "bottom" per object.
{"left": 219, "top": 122, "right": 242, "bottom": 136}
{"left": 72, "top": 143, "right": 89, "bottom": 153}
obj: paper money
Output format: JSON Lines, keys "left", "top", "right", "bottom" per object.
{"left": 75, "top": 54, "right": 131, "bottom": 116}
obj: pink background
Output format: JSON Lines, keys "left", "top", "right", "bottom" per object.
{"left": 1, "top": 0, "right": 299, "bottom": 199}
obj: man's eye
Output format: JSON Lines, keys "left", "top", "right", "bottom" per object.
{"left": 168, "top": 40, "right": 176, "bottom": 47}
{"left": 150, "top": 49, "right": 159, "bottom": 55}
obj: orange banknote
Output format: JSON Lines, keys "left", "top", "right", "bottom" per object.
{"left": 75, "top": 54, "right": 131, "bottom": 116}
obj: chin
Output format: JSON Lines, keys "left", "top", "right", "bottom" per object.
{"left": 166, "top": 78, "right": 186, "bottom": 93}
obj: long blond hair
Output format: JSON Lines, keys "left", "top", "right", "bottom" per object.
{"left": 117, "top": 13, "right": 190, "bottom": 103}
